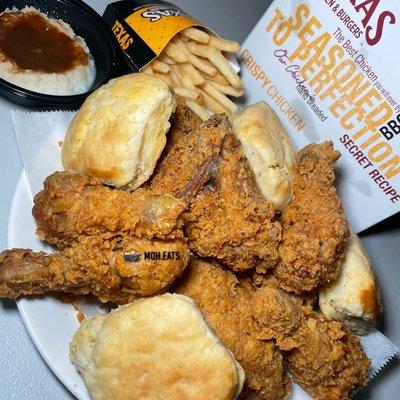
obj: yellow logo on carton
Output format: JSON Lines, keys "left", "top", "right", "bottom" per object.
{"left": 125, "top": 5, "right": 199, "bottom": 54}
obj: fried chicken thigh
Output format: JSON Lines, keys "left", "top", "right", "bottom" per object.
{"left": 184, "top": 132, "right": 281, "bottom": 272}
{"left": 0, "top": 172, "right": 190, "bottom": 303}
{"left": 252, "top": 286, "right": 369, "bottom": 400}
{"left": 274, "top": 141, "right": 349, "bottom": 293}
{"left": 175, "top": 258, "right": 290, "bottom": 400}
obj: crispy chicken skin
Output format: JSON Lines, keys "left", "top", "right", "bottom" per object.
{"left": 0, "top": 172, "right": 190, "bottom": 303}
{"left": 0, "top": 237, "right": 189, "bottom": 304}
{"left": 165, "top": 98, "right": 202, "bottom": 149}
{"left": 149, "top": 113, "right": 228, "bottom": 199}
{"left": 252, "top": 286, "right": 369, "bottom": 400}
{"left": 274, "top": 141, "right": 349, "bottom": 293}
{"left": 175, "top": 258, "right": 290, "bottom": 400}
{"left": 184, "top": 133, "right": 281, "bottom": 272}
{"left": 33, "top": 172, "right": 186, "bottom": 249}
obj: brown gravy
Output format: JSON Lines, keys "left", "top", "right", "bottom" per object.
{"left": 0, "top": 11, "right": 89, "bottom": 73}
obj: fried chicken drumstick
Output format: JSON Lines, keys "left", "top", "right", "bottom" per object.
{"left": 176, "top": 258, "right": 290, "bottom": 400}
{"left": 252, "top": 286, "right": 369, "bottom": 400}
{"left": 274, "top": 141, "right": 349, "bottom": 293}
{"left": 0, "top": 172, "right": 190, "bottom": 303}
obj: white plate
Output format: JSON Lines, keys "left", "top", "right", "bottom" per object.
{"left": 8, "top": 171, "right": 98, "bottom": 400}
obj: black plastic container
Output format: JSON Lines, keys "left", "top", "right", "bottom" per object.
{"left": 0, "top": 0, "right": 121, "bottom": 109}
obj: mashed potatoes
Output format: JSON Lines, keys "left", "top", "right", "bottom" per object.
{"left": 0, "top": 7, "right": 96, "bottom": 95}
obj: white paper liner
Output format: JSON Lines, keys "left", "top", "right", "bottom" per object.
{"left": 11, "top": 110, "right": 400, "bottom": 399}
{"left": 11, "top": 110, "right": 75, "bottom": 200}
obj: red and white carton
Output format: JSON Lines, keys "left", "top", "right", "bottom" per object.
{"left": 240, "top": 0, "right": 400, "bottom": 232}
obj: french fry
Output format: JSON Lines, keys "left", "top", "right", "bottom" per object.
{"left": 185, "top": 100, "right": 210, "bottom": 121}
{"left": 142, "top": 65, "right": 153, "bottom": 74}
{"left": 207, "top": 49, "right": 242, "bottom": 89}
{"left": 199, "top": 89, "right": 229, "bottom": 114}
{"left": 158, "top": 54, "right": 175, "bottom": 65}
{"left": 152, "top": 31, "right": 242, "bottom": 116}
{"left": 180, "top": 41, "right": 217, "bottom": 76}
{"left": 181, "top": 27, "right": 210, "bottom": 44}
{"left": 202, "top": 82, "right": 238, "bottom": 114}
{"left": 179, "top": 68, "right": 197, "bottom": 90}
{"left": 174, "top": 87, "right": 199, "bottom": 100}
{"left": 164, "top": 42, "right": 188, "bottom": 63}
{"left": 185, "top": 41, "right": 210, "bottom": 58}
{"left": 205, "top": 72, "right": 231, "bottom": 86}
{"left": 209, "top": 36, "right": 240, "bottom": 53}
{"left": 187, "top": 42, "right": 242, "bottom": 88}
{"left": 208, "top": 81, "right": 244, "bottom": 97}
{"left": 169, "top": 66, "right": 183, "bottom": 87}
{"left": 180, "top": 62, "right": 205, "bottom": 86}
{"left": 151, "top": 60, "right": 170, "bottom": 74}
{"left": 152, "top": 73, "right": 172, "bottom": 86}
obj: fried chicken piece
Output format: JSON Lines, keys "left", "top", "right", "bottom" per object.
{"left": 184, "top": 133, "right": 281, "bottom": 272}
{"left": 274, "top": 141, "right": 349, "bottom": 293}
{"left": 252, "top": 286, "right": 369, "bottom": 400}
{"left": 0, "top": 237, "right": 189, "bottom": 304}
{"left": 33, "top": 172, "right": 186, "bottom": 249}
{"left": 251, "top": 271, "right": 317, "bottom": 308}
{"left": 175, "top": 258, "right": 290, "bottom": 400}
{"left": 166, "top": 97, "right": 202, "bottom": 149}
{"left": 149, "top": 113, "right": 228, "bottom": 199}
{"left": 0, "top": 172, "right": 190, "bottom": 303}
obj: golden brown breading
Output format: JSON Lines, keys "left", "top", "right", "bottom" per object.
{"left": 252, "top": 286, "right": 370, "bottom": 400}
{"left": 184, "top": 133, "right": 281, "bottom": 272}
{"left": 0, "top": 172, "right": 190, "bottom": 303}
{"left": 167, "top": 98, "right": 202, "bottom": 147}
{"left": 0, "top": 236, "right": 189, "bottom": 303}
{"left": 33, "top": 172, "right": 186, "bottom": 249}
{"left": 251, "top": 271, "right": 318, "bottom": 308}
{"left": 274, "top": 141, "right": 349, "bottom": 293}
{"left": 149, "top": 114, "right": 228, "bottom": 199}
{"left": 175, "top": 258, "right": 290, "bottom": 400}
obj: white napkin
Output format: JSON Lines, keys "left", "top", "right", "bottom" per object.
{"left": 11, "top": 110, "right": 400, "bottom": 399}
{"left": 11, "top": 110, "right": 74, "bottom": 200}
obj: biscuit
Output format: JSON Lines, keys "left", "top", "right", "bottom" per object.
{"left": 70, "top": 293, "right": 245, "bottom": 400}
{"left": 319, "top": 231, "right": 382, "bottom": 335}
{"left": 230, "top": 101, "right": 297, "bottom": 211}
{"left": 62, "top": 73, "right": 175, "bottom": 189}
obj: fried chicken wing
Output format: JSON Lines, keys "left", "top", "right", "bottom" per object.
{"left": 175, "top": 258, "right": 290, "bottom": 400}
{"left": 0, "top": 172, "right": 190, "bottom": 303}
{"left": 252, "top": 286, "right": 369, "bottom": 400}
{"left": 184, "top": 133, "right": 281, "bottom": 272}
{"left": 274, "top": 141, "right": 349, "bottom": 293}
{"left": 149, "top": 113, "right": 228, "bottom": 199}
